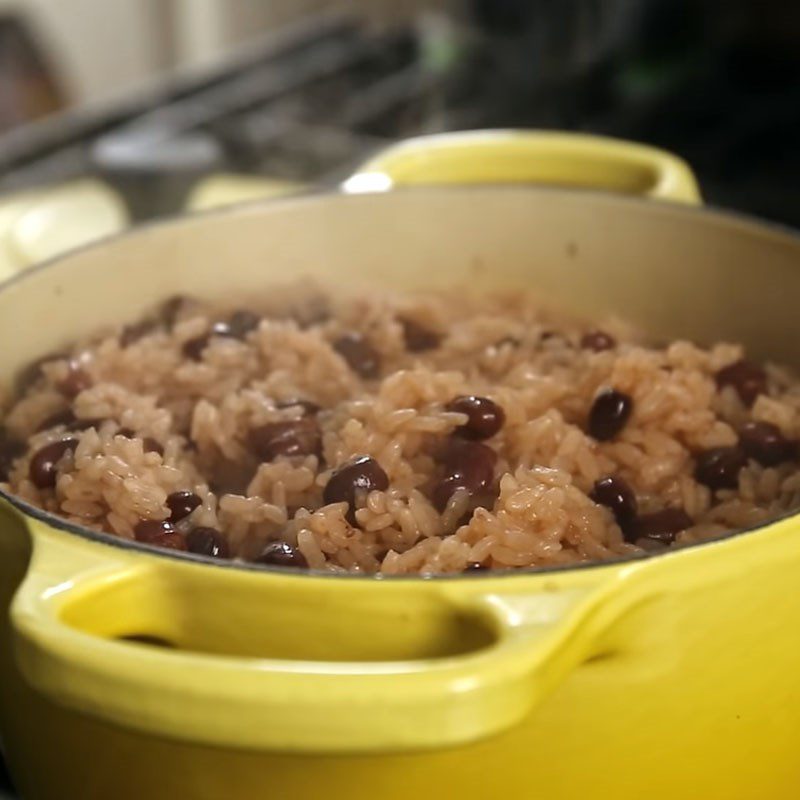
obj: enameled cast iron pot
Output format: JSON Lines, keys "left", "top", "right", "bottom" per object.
{"left": 2, "top": 132, "right": 800, "bottom": 800}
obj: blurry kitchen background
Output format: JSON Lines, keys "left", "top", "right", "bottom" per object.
{"left": 0, "top": 0, "right": 798, "bottom": 273}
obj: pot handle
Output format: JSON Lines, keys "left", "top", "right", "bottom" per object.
{"left": 11, "top": 525, "right": 638, "bottom": 754}
{"left": 343, "top": 129, "right": 702, "bottom": 205}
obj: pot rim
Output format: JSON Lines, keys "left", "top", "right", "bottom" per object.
{"left": 3, "top": 482, "right": 796, "bottom": 579}
{"left": 2, "top": 183, "right": 800, "bottom": 581}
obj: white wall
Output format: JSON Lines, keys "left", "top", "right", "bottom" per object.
{"left": 12, "top": 0, "right": 169, "bottom": 105}
{"left": 8, "top": 0, "right": 445, "bottom": 107}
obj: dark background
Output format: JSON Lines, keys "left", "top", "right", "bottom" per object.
{"left": 463, "top": 0, "right": 800, "bottom": 225}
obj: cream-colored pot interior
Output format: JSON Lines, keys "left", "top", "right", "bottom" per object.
{"left": 1, "top": 188, "right": 799, "bottom": 388}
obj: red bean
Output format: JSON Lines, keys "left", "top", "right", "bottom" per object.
{"left": 588, "top": 388, "right": 633, "bottom": 441}
{"left": 445, "top": 395, "right": 505, "bottom": 440}
{"left": 715, "top": 360, "right": 767, "bottom": 407}
{"left": 120, "top": 318, "right": 157, "bottom": 347}
{"left": 432, "top": 438, "right": 497, "bottom": 513}
{"left": 29, "top": 439, "right": 78, "bottom": 489}
{"left": 627, "top": 508, "right": 692, "bottom": 545}
{"left": 166, "top": 491, "right": 201, "bottom": 522}
{"left": 580, "top": 330, "right": 616, "bottom": 352}
{"left": 333, "top": 333, "right": 381, "bottom": 379}
{"left": 143, "top": 438, "right": 164, "bottom": 456}
{"left": 437, "top": 437, "right": 497, "bottom": 488}
{"left": 323, "top": 456, "right": 389, "bottom": 525}
{"left": 694, "top": 446, "right": 746, "bottom": 490}
{"left": 590, "top": 475, "right": 638, "bottom": 526}
{"left": 400, "top": 318, "right": 441, "bottom": 352}
{"left": 225, "top": 310, "right": 261, "bottom": 338}
{"left": 250, "top": 418, "right": 321, "bottom": 461}
{"left": 208, "top": 319, "right": 243, "bottom": 341}
{"left": 208, "top": 470, "right": 253, "bottom": 497}
{"left": 182, "top": 334, "right": 211, "bottom": 361}
{"left": 255, "top": 541, "right": 308, "bottom": 568}
{"left": 160, "top": 295, "right": 192, "bottom": 328}
{"left": 0, "top": 427, "right": 25, "bottom": 482}
{"left": 465, "top": 562, "right": 488, "bottom": 571}
{"left": 36, "top": 408, "right": 76, "bottom": 432}
{"left": 432, "top": 474, "right": 472, "bottom": 512}
{"left": 738, "top": 421, "right": 793, "bottom": 467}
{"left": 38, "top": 410, "right": 105, "bottom": 433}
{"left": 186, "top": 527, "right": 229, "bottom": 558}
{"left": 134, "top": 519, "right": 186, "bottom": 551}
{"left": 134, "top": 519, "right": 176, "bottom": 540}
{"left": 469, "top": 486, "right": 500, "bottom": 513}
{"left": 58, "top": 361, "right": 92, "bottom": 398}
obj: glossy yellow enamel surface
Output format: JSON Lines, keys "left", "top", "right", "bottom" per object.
{"left": 347, "top": 129, "right": 702, "bottom": 205}
{"left": 1, "top": 132, "right": 800, "bottom": 799}
{"left": 11, "top": 522, "right": 633, "bottom": 753}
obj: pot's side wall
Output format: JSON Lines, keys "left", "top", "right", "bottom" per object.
{"left": 2, "top": 189, "right": 799, "bottom": 393}
{"left": 2, "top": 515, "right": 800, "bottom": 799}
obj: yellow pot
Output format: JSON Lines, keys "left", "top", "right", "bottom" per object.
{"left": 2, "top": 131, "right": 800, "bottom": 800}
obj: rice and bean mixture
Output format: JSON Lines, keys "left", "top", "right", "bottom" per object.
{"left": 2, "top": 286, "right": 800, "bottom": 574}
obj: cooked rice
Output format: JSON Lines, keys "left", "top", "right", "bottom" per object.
{"left": 3, "top": 285, "right": 800, "bottom": 574}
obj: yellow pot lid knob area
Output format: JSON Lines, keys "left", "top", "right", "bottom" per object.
{"left": 0, "top": 180, "right": 129, "bottom": 281}
{"left": 344, "top": 129, "right": 702, "bottom": 206}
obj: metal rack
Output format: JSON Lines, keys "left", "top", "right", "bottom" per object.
{"left": 2, "top": 7, "right": 798, "bottom": 226}
{"left": 0, "top": 14, "right": 456, "bottom": 219}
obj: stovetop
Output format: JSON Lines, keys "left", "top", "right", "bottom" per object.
{"left": 0, "top": 9, "right": 798, "bottom": 227}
